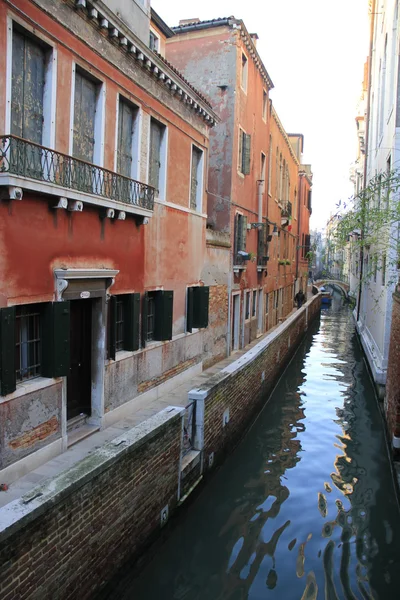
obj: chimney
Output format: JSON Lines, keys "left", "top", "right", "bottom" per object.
{"left": 250, "top": 33, "right": 259, "bottom": 47}
{"left": 179, "top": 18, "right": 201, "bottom": 26}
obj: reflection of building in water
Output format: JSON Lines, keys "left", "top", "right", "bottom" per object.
{"left": 218, "top": 367, "right": 308, "bottom": 596}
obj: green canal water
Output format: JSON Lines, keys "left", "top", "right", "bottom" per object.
{"left": 102, "top": 295, "right": 400, "bottom": 599}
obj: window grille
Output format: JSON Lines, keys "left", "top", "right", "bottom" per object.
{"left": 146, "top": 293, "right": 156, "bottom": 341}
{"left": 115, "top": 297, "right": 124, "bottom": 352}
{"left": 15, "top": 305, "right": 41, "bottom": 382}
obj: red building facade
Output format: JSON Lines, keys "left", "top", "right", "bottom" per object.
{"left": 0, "top": 0, "right": 217, "bottom": 478}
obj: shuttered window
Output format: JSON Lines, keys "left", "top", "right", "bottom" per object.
{"left": 234, "top": 213, "right": 247, "bottom": 262}
{"left": 117, "top": 99, "right": 138, "bottom": 178}
{"left": 0, "top": 303, "right": 70, "bottom": 396}
{"left": 149, "top": 118, "right": 166, "bottom": 195}
{"left": 238, "top": 129, "right": 251, "bottom": 175}
{"left": 73, "top": 70, "right": 97, "bottom": 163}
{"left": 142, "top": 291, "right": 173, "bottom": 345}
{"left": 186, "top": 287, "right": 209, "bottom": 332}
{"left": 11, "top": 29, "right": 45, "bottom": 144}
{"left": 190, "top": 146, "right": 203, "bottom": 211}
{"left": 257, "top": 223, "right": 269, "bottom": 265}
{"left": 108, "top": 294, "right": 140, "bottom": 359}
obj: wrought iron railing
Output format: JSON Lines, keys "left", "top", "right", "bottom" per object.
{"left": 182, "top": 399, "right": 196, "bottom": 456}
{"left": 0, "top": 135, "right": 155, "bottom": 210}
{"left": 233, "top": 253, "right": 247, "bottom": 267}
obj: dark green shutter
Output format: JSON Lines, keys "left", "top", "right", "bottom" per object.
{"left": 42, "top": 302, "right": 70, "bottom": 378}
{"left": 187, "top": 287, "right": 194, "bottom": 333}
{"left": 142, "top": 292, "right": 149, "bottom": 347}
{"left": 243, "top": 134, "right": 251, "bottom": 175}
{"left": 160, "top": 290, "right": 174, "bottom": 341}
{"left": 0, "top": 307, "right": 16, "bottom": 395}
{"left": 242, "top": 215, "right": 247, "bottom": 251}
{"left": 193, "top": 287, "right": 209, "bottom": 329}
{"left": 124, "top": 293, "right": 140, "bottom": 351}
{"left": 108, "top": 296, "right": 116, "bottom": 360}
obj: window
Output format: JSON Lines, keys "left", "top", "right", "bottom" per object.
{"left": 268, "top": 136, "right": 272, "bottom": 195}
{"left": 149, "top": 30, "right": 160, "bottom": 52}
{"left": 15, "top": 305, "right": 41, "bottom": 382}
{"left": 241, "top": 52, "right": 248, "bottom": 91}
{"left": 252, "top": 290, "right": 257, "bottom": 317}
{"left": 234, "top": 213, "right": 247, "bottom": 262}
{"left": 108, "top": 294, "right": 140, "bottom": 359}
{"left": 257, "top": 223, "right": 269, "bottom": 266}
{"left": 262, "top": 89, "right": 268, "bottom": 121}
{"left": 190, "top": 145, "right": 204, "bottom": 211}
{"left": 238, "top": 129, "right": 251, "bottom": 175}
{"left": 117, "top": 97, "right": 139, "bottom": 179}
{"left": 73, "top": 69, "right": 103, "bottom": 164}
{"left": 149, "top": 117, "right": 167, "bottom": 199}
{"left": 187, "top": 287, "right": 210, "bottom": 332}
{"left": 142, "top": 290, "right": 173, "bottom": 344}
{"left": 245, "top": 291, "right": 251, "bottom": 320}
{"left": 261, "top": 152, "right": 266, "bottom": 186}
{"left": 265, "top": 293, "right": 269, "bottom": 315}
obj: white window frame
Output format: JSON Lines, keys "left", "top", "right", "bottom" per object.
{"left": 6, "top": 15, "right": 57, "bottom": 149}
{"left": 189, "top": 143, "right": 204, "bottom": 212}
{"left": 244, "top": 289, "right": 251, "bottom": 322}
{"left": 252, "top": 288, "right": 257, "bottom": 319}
{"left": 114, "top": 93, "right": 142, "bottom": 181}
{"left": 69, "top": 62, "right": 106, "bottom": 167}
{"left": 149, "top": 27, "right": 160, "bottom": 52}
{"left": 147, "top": 115, "right": 168, "bottom": 202}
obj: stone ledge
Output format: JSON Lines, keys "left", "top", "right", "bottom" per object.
{"left": 0, "top": 406, "right": 184, "bottom": 544}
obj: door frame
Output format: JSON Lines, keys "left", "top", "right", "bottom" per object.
{"left": 54, "top": 268, "right": 118, "bottom": 446}
{"left": 232, "top": 292, "right": 240, "bottom": 351}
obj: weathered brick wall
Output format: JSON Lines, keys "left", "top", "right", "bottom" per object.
{"left": 198, "top": 296, "right": 320, "bottom": 464}
{"left": 203, "top": 284, "right": 229, "bottom": 369}
{"left": 0, "top": 382, "right": 62, "bottom": 469}
{"left": 0, "top": 409, "right": 183, "bottom": 600}
{"left": 385, "top": 290, "right": 400, "bottom": 445}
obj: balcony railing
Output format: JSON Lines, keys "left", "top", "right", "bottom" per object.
{"left": 281, "top": 201, "right": 292, "bottom": 218}
{"left": 0, "top": 135, "right": 155, "bottom": 211}
{"left": 257, "top": 255, "right": 269, "bottom": 267}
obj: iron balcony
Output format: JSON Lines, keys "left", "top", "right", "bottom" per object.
{"left": 0, "top": 134, "right": 155, "bottom": 216}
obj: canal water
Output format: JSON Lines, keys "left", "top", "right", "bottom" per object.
{"left": 101, "top": 294, "right": 400, "bottom": 599}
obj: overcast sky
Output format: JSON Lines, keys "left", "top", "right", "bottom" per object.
{"left": 152, "top": 0, "right": 370, "bottom": 230}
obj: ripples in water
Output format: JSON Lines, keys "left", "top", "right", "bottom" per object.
{"left": 99, "top": 294, "right": 400, "bottom": 600}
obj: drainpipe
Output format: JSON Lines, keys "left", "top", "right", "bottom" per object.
{"left": 357, "top": 0, "right": 375, "bottom": 323}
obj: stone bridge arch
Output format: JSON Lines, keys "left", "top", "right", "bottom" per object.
{"left": 314, "top": 280, "right": 350, "bottom": 300}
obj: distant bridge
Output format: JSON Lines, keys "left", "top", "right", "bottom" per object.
{"left": 314, "top": 279, "right": 350, "bottom": 300}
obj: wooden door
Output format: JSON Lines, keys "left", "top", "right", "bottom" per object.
{"left": 67, "top": 300, "right": 92, "bottom": 420}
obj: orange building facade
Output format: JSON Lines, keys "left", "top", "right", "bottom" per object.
{"left": 0, "top": 0, "right": 218, "bottom": 478}
{"left": 167, "top": 17, "right": 312, "bottom": 351}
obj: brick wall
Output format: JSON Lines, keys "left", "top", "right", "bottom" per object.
{"left": 191, "top": 295, "right": 321, "bottom": 466}
{"left": 385, "top": 291, "right": 400, "bottom": 445}
{"left": 0, "top": 408, "right": 183, "bottom": 600}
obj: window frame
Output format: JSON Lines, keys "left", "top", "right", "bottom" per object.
{"left": 6, "top": 17, "right": 57, "bottom": 149}
{"left": 262, "top": 89, "right": 268, "bottom": 121}
{"left": 189, "top": 143, "right": 204, "bottom": 212}
{"left": 149, "top": 28, "right": 160, "bottom": 52}
{"left": 238, "top": 127, "right": 251, "bottom": 175}
{"left": 15, "top": 304, "right": 42, "bottom": 383}
{"left": 148, "top": 116, "right": 168, "bottom": 201}
{"left": 69, "top": 62, "right": 106, "bottom": 167}
{"left": 114, "top": 94, "right": 141, "bottom": 181}
{"left": 245, "top": 290, "right": 251, "bottom": 321}
{"left": 241, "top": 51, "right": 248, "bottom": 92}
{"left": 252, "top": 289, "right": 257, "bottom": 318}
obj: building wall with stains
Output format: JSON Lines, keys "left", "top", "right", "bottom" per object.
{"left": 0, "top": 0, "right": 218, "bottom": 477}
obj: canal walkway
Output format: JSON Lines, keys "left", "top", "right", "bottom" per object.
{"left": 0, "top": 303, "right": 302, "bottom": 509}
{"left": 98, "top": 295, "right": 400, "bottom": 600}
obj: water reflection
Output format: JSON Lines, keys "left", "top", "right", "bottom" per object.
{"left": 99, "top": 294, "right": 400, "bottom": 600}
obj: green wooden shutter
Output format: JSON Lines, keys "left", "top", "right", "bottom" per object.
{"left": 141, "top": 292, "right": 149, "bottom": 348}
{"left": 41, "top": 302, "right": 70, "bottom": 378}
{"left": 0, "top": 307, "right": 16, "bottom": 395}
{"left": 108, "top": 296, "right": 116, "bottom": 360}
{"left": 117, "top": 99, "right": 134, "bottom": 178}
{"left": 73, "top": 71, "right": 96, "bottom": 163}
{"left": 124, "top": 293, "right": 140, "bottom": 351}
{"left": 149, "top": 119, "right": 162, "bottom": 192}
{"left": 187, "top": 287, "right": 194, "bottom": 333}
{"left": 160, "top": 291, "right": 174, "bottom": 341}
{"left": 193, "top": 287, "right": 209, "bottom": 329}
{"left": 243, "top": 134, "right": 251, "bottom": 175}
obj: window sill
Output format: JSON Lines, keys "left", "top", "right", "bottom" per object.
{"left": 154, "top": 198, "right": 206, "bottom": 218}
{"left": 236, "top": 171, "right": 245, "bottom": 179}
{"left": 233, "top": 265, "right": 246, "bottom": 274}
{"left": 0, "top": 376, "right": 60, "bottom": 403}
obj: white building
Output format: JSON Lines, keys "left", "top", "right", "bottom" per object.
{"left": 356, "top": 0, "right": 400, "bottom": 397}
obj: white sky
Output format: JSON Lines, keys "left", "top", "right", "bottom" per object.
{"left": 152, "top": 0, "right": 370, "bottom": 229}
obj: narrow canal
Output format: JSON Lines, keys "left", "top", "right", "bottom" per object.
{"left": 101, "top": 295, "right": 400, "bottom": 600}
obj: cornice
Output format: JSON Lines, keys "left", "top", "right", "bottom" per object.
{"left": 71, "top": 0, "right": 218, "bottom": 125}
{"left": 271, "top": 107, "right": 300, "bottom": 166}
